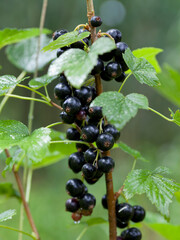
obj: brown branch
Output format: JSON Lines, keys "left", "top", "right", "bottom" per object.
{"left": 4, "top": 149, "right": 40, "bottom": 240}
{"left": 50, "top": 100, "right": 63, "bottom": 111}
{"left": 114, "top": 185, "right": 124, "bottom": 201}
{"left": 86, "top": 1, "right": 117, "bottom": 240}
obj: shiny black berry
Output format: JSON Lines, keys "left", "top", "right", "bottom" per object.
{"left": 76, "top": 141, "right": 89, "bottom": 152}
{"left": 66, "top": 178, "right": 86, "bottom": 198}
{"left": 81, "top": 125, "right": 99, "bottom": 143}
{"left": 79, "top": 193, "right": 96, "bottom": 210}
{"left": 59, "top": 74, "right": 68, "bottom": 84}
{"left": 100, "top": 70, "right": 113, "bottom": 81}
{"left": 121, "top": 228, "right": 142, "bottom": 240}
{"left": 90, "top": 16, "right": 102, "bottom": 27}
{"left": 84, "top": 148, "right": 97, "bottom": 163}
{"left": 66, "top": 128, "right": 80, "bottom": 140}
{"left": 57, "top": 48, "right": 65, "bottom": 58}
{"left": 87, "top": 86, "right": 97, "bottom": 100}
{"left": 105, "top": 62, "right": 122, "bottom": 78}
{"left": 68, "top": 152, "right": 85, "bottom": 173}
{"left": 96, "top": 133, "right": 114, "bottom": 151}
{"left": 54, "top": 83, "right": 72, "bottom": 100}
{"left": 74, "top": 86, "right": 93, "bottom": 105}
{"left": 53, "top": 29, "right": 68, "bottom": 41}
{"left": 65, "top": 198, "right": 80, "bottom": 212}
{"left": 60, "top": 111, "right": 75, "bottom": 124}
{"left": 88, "top": 106, "right": 103, "bottom": 121}
{"left": 82, "top": 163, "right": 97, "bottom": 179}
{"left": 131, "top": 205, "right": 146, "bottom": 223}
{"left": 116, "top": 218, "right": 128, "bottom": 229}
{"left": 76, "top": 108, "right": 87, "bottom": 121}
{"left": 106, "top": 29, "right": 122, "bottom": 43}
{"left": 103, "top": 124, "right": 120, "bottom": 142}
{"left": 98, "top": 156, "right": 115, "bottom": 173}
{"left": 114, "top": 42, "right": 128, "bottom": 62}
{"left": 71, "top": 38, "right": 89, "bottom": 49}
{"left": 115, "top": 72, "right": 126, "bottom": 82}
{"left": 102, "top": 194, "right": 118, "bottom": 209}
{"left": 63, "top": 97, "right": 81, "bottom": 115}
{"left": 116, "top": 203, "right": 134, "bottom": 223}
{"left": 91, "top": 58, "right": 104, "bottom": 75}
{"left": 99, "top": 51, "right": 114, "bottom": 62}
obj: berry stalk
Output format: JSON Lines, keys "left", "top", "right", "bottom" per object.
{"left": 86, "top": 1, "right": 117, "bottom": 240}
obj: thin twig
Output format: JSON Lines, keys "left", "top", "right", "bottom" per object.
{"left": 50, "top": 100, "right": 63, "bottom": 111}
{"left": 114, "top": 185, "right": 124, "bottom": 201}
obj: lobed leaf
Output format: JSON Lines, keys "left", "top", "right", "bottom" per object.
{"left": 6, "top": 35, "right": 56, "bottom": 73}
{"left": 0, "top": 209, "right": 16, "bottom": 222}
{"left": 123, "top": 48, "right": 160, "bottom": 87}
{"left": 42, "top": 31, "right": 90, "bottom": 52}
{"left": 0, "top": 75, "right": 17, "bottom": 96}
{"left": 0, "top": 28, "right": 51, "bottom": 49}
{"left": 124, "top": 167, "right": 180, "bottom": 218}
{"left": 48, "top": 37, "right": 116, "bottom": 88}
{"left": 91, "top": 91, "right": 148, "bottom": 130}
{"left": 29, "top": 74, "right": 57, "bottom": 89}
{"left": 169, "top": 108, "right": 180, "bottom": 127}
{"left": 86, "top": 218, "right": 108, "bottom": 226}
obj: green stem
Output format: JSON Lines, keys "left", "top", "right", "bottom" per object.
{"left": 76, "top": 227, "right": 88, "bottom": 240}
{"left": 44, "top": 85, "right": 50, "bottom": 99}
{"left": 0, "top": 71, "right": 26, "bottom": 114}
{"left": 46, "top": 122, "right": 63, "bottom": 128}
{"left": 118, "top": 73, "right": 132, "bottom": 93}
{"left": 131, "top": 159, "right": 137, "bottom": 171}
{"left": 0, "top": 225, "right": 37, "bottom": 240}
{"left": 5, "top": 94, "right": 51, "bottom": 106}
{"left": 17, "top": 84, "right": 49, "bottom": 101}
{"left": 148, "top": 107, "right": 173, "bottom": 122}
{"left": 25, "top": 168, "right": 33, "bottom": 202}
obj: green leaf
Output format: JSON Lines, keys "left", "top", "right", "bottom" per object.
{"left": 175, "top": 191, "right": 180, "bottom": 203}
{"left": 0, "top": 183, "right": 20, "bottom": 199}
{"left": 132, "top": 47, "right": 163, "bottom": 73}
{"left": 0, "top": 120, "right": 29, "bottom": 150}
{"left": 42, "top": 31, "right": 90, "bottom": 52}
{"left": 0, "top": 209, "right": 16, "bottom": 222}
{"left": 33, "top": 130, "right": 76, "bottom": 169}
{"left": 156, "top": 65, "right": 180, "bottom": 107}
{"left": 48, "top": 37, "right": 116, "bottom": 88}
{"left": 124, "top": 167, "right": 180, "bottom": 218}
{"left": 144, "top": 211, "right": 167, "bottom": 224}
{"left": 29, "top": 74, "right": 57, "bottom": 89}
{"left": 146, "top": 223, "right": 180, "bottom": 240}
{"left": 169, "top": 108, "right": 180, "bottom": 126}
{"left": 0, "top": 28, "right": 51, "bottom": 49}
{"left": 116, "top": 141, "right": 148, "bottom": 162}
{"left": 86, "top": 218, "right": 108, "bottom": 226}
{"left": 19, "top": 128, "right": 51, "bottom": 162}
{"left": 6, "top": 35, "right": 56, "bottom": 73}
{"left": 91, "top": 91, "right": 148, "bottom": 130}
{"left": 123, "top": 48, "right": 160, "bottom": 87}
{"left": 0, "top": 75, "right": 17, "bottom": 96}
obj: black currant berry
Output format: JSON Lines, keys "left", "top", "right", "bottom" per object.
{"left": 66, "top": 178, "right": 86, "bottom": 198}
{"left": 101, "top": 194, "right": 118, "bottom": 209}
{"left": 103, "top": 124, "right": 120, "bottom": 142}
{"left": 65, "top": 198, "right": 80, "bottom": 212}
{"left": 53, "top": 29, "right": 68, "bottom": 41}
{"left": 68, "top": 152, "right": 85, "bottom": 173}
{"left": 59, "top": 74, "right": 68, "bottom": 84}
{"left": 90, "top": 16, "right": 102, "bottom": 27}
{"left": 131, "top": 205, "right": 146, "bottom": 223}
{"left": 71, "top": 212, "right": 82, "bottom": 222}
{"left": 84, "top": 148, "right": 97, "bottom": 163}
{"left": 81, "top": 125, "right": 99, "bottom": 143}
{"left": 76, "top": 109, "right": 87, "bottom": 121}
{"left": 115, "top": 72, "right": 126, "bottom": 83}
{"left": 116, "top": 218, "right": 128, "bottom": 229}
{"left": 63, "top": 97, "right": 81, "bottom": 115}
{"left": 66, "top": 128, "right": 80, "bottom": 140}
{"left": 57, "top": 48, "right": 65, "bottom": 58}
{"left": 91, "top": 58, "right": 104, "bottom": 75}
{"left": 54, "top": 83, "right": 72, "bottom": 100}
{"left": 88, "top": 106, "right": 103, "bottom": 121}
{"left": 117, "top": 237, "right": 123, "bottom": 240}
{"left": 106, "top": 29, "right": 122, "bottom": 43}
{"left": 116, "top": 203, "right": 134, "bottom": 223}
{"left": 96, "top": 133, "right": 114, "bottom": 151}
{"left": 79, "top": 193, "right": 96, "bottom": 210}
{"left": 74, "top": 86, "right": 93, "bottom": 106}
{"left": 71, "top": 38, "right": 89, "bottom": 49}
{"left": 99, "top": 51, "right": 114, "bottom": 62}
{"left": 100, "top": 70, "right": 113, "bottom": 81}
{"left": 121, "top": 228, "right": 142, "bottom": 240}
{"left": 105, "top": 62, "right": 122, "bottom": 78}
{"left": 114, "top": 42, "right": 128, "bottom": 62}
{"left": 87, "top": 86, "right": 97, "bottom": 100}
{"left": 76, "top": 141, "right": 89, "bottom": 152}
{"left": 97, "top": 156, "right": 115, "bottom": 173}
{"left": 82, "top": 163, "right": 97, "bottom": 179}
{"left": 60, "top": 111, "right": 75, "bottom": 124}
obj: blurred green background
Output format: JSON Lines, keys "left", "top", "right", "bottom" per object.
{"left": 0, "top": 0, "right": 180, "bottom": 239}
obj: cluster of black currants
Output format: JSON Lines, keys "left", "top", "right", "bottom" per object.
{"left": 102, "top": 194, "right": 145, "bottom": 240}
{"left": 52, "top": 15, "right": 129, "bottom": 85}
